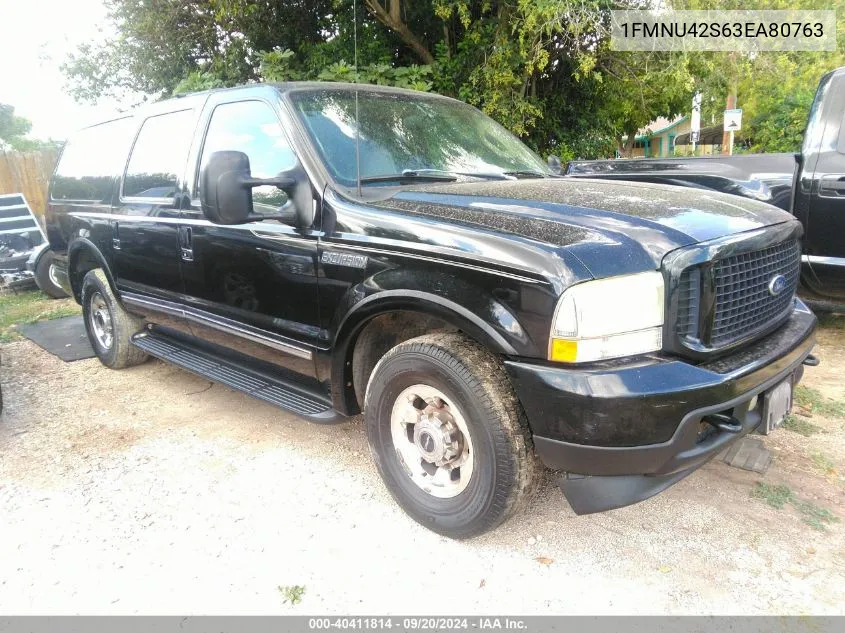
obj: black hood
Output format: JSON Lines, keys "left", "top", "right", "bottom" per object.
{"left": 374, "top": 177, "right": 797, "bottom": 278}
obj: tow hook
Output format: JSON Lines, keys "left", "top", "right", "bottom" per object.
{"left": 702, "top": 413, "right": 743, "bottom": 434}
{"left": 802, "top": 354, "right": 820, "bottom": 367}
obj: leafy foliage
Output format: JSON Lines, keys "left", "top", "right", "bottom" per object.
{"left": 0, "top": 104, "right": 57, "bottom": 151}
{"left": 60, "top": 0, "right": 845, "bottom": 158}
{"left": 172, "top": 71, "right": 226, "bottom": 96}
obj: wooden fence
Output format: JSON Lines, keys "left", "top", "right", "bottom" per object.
{"left": 0, "top": 149, "right": 59, "bottom": 221}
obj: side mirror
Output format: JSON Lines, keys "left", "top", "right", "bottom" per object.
{"left": 200, "top": 151, "right": 312, "bottom": 226}
{"left": 547, "top": 155, "right": 562, "bottom": 175}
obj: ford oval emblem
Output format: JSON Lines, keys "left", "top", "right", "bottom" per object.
{"left": 768, "top": 274, "right": 787, "bottom": 296}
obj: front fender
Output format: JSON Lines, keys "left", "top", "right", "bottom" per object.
{"left": 328, "top": 267, "right": 552, "bottom": 410}
{"left": 334, "top": 266, "right": 541, "bottom": 353}
{"left": 338, "top": 288, "right": 523, "bottom": 356}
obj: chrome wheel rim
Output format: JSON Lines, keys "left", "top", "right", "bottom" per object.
{"left": 390, "top": 385, "right": 474, "bottom": 498}
{"left": 89, "top": 291, "right": 114, "bottom": 350}
{"left": 48, "top": 263, "right": 60, "bottom": 289}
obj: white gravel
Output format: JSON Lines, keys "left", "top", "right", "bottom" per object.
{"left": 1, "top": 340, "right": 843, "bottom": 614}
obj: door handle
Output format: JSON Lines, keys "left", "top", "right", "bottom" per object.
{"left": 179, "top": 226, "right": 194, "bottom": 262}
{"left": 819, "top": 175, "right": 845, "bottom": 196}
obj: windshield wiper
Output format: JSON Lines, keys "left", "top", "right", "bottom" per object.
{"left": 359, "top": 171, "right": 458, "bottom": 185}
{"left": 502, "top": 170, "right": 549, "bottom": 179}
{"left": 358, "top": 168, "right": 548, "bottom": 185}
{"left": 410, "top": 169, "right": 513, "bottom": 181}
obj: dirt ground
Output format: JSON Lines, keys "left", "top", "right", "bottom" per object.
{"left": 0, "top": 322, "right": 844, "bottom": 615}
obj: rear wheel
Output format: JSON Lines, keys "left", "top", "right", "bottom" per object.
{"left": 365, "top": 332, "right": 538, "bottom": 538}
{"left": 81, "top": 269, "right": 148, "bottom": 369}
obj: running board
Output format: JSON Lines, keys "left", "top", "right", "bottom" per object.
{"left": 131, "top": 330, "right": 344, "bottom": 424}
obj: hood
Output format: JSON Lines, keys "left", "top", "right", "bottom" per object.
{"left": 375, "top": 177, "right": 796, "bottom": 278}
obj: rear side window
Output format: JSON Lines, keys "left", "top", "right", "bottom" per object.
{"left": 51, "top": 117, "right": 135, "bottom": 202}
{"left": 123, "top": 109, "right": 194, "bottom": 199}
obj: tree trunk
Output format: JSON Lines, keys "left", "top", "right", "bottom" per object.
{"left": 618, "top": 130, "right": 637, "bottom": 158}
{"left": 365, "top": 0, "right": 435, "bottom": 65}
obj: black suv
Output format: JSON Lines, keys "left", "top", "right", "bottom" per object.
{"left": 47, "top": 83, "right": 817, "bottom": 538}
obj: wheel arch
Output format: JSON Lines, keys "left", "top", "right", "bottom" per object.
{"left": 331, "top": 290, "right": 522, "bottom": 416}
{"left": 67, "top": 238, "right": 118, "bottom": 302}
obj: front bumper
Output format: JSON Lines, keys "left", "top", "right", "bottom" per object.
{"left": 505, "top": 300, "right": 817, "bottom": 514}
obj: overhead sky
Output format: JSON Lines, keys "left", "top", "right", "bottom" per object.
{"left": 0, "top": 0, "right": 128, "bottom": 141}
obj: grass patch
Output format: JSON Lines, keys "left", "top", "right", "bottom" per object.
{"left": 0, "top": 289, "right": 80, "bottom": 342}
{"left": 751, "top": 482, "right": 794, "bottom": 509}
{"left": 810, "top": 452, "right": 838, "bottom": 477}
{"left": 782, "top": 414, "right": 823, "bottom": 437}
{"left": 278, "top": 585, "right": 305, "bottom": 605}
{"left": 794, "top": 385, "right": 845, "bottom": 419}
{"left": 794, "top": 500, "right": 841, "bottom": 532}
{"left": 752, "top": 482, "right": 840, "bottom": 531}
{"left": 817, "top": 313, "right": 845, "bottom": 330}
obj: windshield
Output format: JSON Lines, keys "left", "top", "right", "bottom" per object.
{"left": 290, "top": 89, "right": 549, "bottom": 187}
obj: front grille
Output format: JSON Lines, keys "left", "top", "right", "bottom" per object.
{"left": 675, "top": 238, "right": 800, "bottom": 350}
{"left": 676, "top": 268, "right": 700, "bottom": 339}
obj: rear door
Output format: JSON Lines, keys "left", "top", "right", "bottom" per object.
{"left": 801, "top": 68, "right": 845, "bottom": 300}
{"left": 112, "top": 102, "right": 202, "bottom": 330}
{"left": 178, "top": 93, "right": 322, "bottom": 379}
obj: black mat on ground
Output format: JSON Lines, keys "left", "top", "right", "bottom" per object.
{"left": 17, "top": 316, "right": 95, "bottom": 362}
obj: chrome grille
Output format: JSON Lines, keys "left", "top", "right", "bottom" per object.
{"left": 674, "top": 238, "right": 800, "bottom": 350}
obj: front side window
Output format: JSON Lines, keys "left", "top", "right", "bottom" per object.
{"left": 199, "top": 100, "right": 297, "bottom": 213}
{"left": 123, "top": 109, "right": 194, "bottom": 199}
{"left": 290, "top": 90, "right": 549, "bottom": 187}
{"left": 51, "top": 117, "right": 135, "bottom": 202}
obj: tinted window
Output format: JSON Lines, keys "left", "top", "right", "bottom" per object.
{"left": 199, "top": 100, "right": 296, "bottom": 212}
{"left": 51, "top": 117, "right": 135, "bottom": 202}
{"left": 123, "top": 110, "right": 194, "bottom": 199}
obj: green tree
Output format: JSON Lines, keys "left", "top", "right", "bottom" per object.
{"left": 59, "top": 1, "right": 705, "bottom": 158}
{"left": 679, "top": 0, "right": 845, "bottom": 153}
{"left": 0, "top": 104, "right": 56, "bottom": 151}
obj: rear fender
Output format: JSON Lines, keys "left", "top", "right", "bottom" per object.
{"left": 67, "top": 238, "right": 118, "bottom": 301}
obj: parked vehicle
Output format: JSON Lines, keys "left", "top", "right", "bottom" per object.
{"left": 27, "top": 243, "right": 69, "bottom": 299}
{"left": 566, "top": 67, "right": 845, "bottom": 308}
{"left": 566, "top": 153, "right": 796, "bottom": 211}
{"left": 0, "top": 193, "right": 67, "bottom": 297}
{"left": 46, "top": 83, "right": 817, "bottom": 538}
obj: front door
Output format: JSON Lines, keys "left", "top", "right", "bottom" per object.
{"left": 804, "top": 73, "right": 845, "bottom": 301}
{"left": 179, "top": 97, "right": 322, "bottom": 379}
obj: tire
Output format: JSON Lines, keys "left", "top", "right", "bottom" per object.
{"left": 34, "top": 250, "right": 69, "bottom": 299}
{"left": 81, "top": 269, "right": 148, "bottom": 369}
{"left": 364, "top": 332, "right": 538, "bottom": 538}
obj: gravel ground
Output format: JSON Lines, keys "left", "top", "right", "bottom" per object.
{"left": 1, "top": 326, "right": 844, "bottom": 615}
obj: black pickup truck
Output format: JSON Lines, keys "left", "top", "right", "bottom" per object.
{"left": 47, "top": 83, "right": 817, "bottom": 538}
{"left": 568, "top": 66, "right": 845, "bottom": 308}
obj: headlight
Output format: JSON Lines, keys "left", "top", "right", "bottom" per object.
{"left": 549, "top": 271, "right": 664, "bottom": 363}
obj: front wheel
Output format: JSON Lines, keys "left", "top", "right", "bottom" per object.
{"left": 365, "top": 333, "right": 538, "bottom": 538}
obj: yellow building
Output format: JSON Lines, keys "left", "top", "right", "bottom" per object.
{"left": 621, "top": 116, "right": 722, "bottom": 157}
